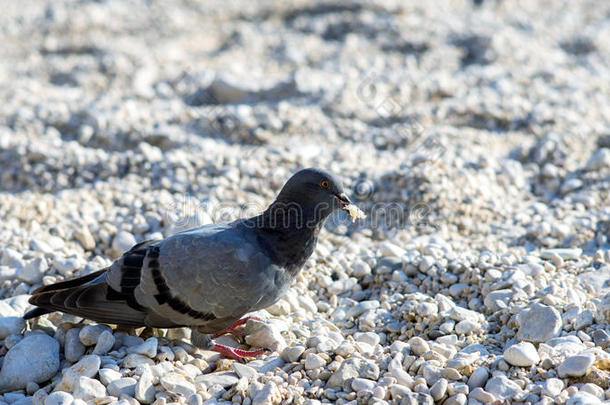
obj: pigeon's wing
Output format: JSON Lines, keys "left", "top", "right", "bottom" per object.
{"left": 132, "top": 223, "right": 286, "bottom": 329}
{"left": 27, "top": 223, "right": 287, "bottom": 330}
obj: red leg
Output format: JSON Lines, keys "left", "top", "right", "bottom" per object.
{"left": 212, "top": 316, "right": 262, "bottom": 339}
{"left": 211, "top": 343, "right": 265, "bottom": 360}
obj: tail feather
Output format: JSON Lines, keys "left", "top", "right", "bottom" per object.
{"left": 31, "top": 269, "right": 107, "bottom": 294}
{"left": 23, "top": 307, "right": 52, "bottom": 320}
{"left": 26, "top": 268, "right": 148, "bottom": 326}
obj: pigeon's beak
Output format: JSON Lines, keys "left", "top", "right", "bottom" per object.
{"left": 334, "top": 192, "right": 351, "bottom": 210}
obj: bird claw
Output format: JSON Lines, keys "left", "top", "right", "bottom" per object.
{"left": 211, "top": 343, "right": 265, "bottom": 361}
{"left": 211, "top": 316, "right": 262, "bottom": 339}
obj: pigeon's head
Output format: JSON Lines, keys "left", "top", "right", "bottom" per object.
{"left": 276, "top": 168, "right": 351, "bottom": 219}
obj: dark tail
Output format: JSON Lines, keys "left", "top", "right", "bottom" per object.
{"left": 23, "top": 307, "right": 53, "bottom": 319}
{"left": 24, "top": 269, "right": 107, "bottom": 320}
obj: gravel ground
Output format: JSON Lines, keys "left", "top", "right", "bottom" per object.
{"left": 1, "top": 0, "right": 609, "bottom": 404}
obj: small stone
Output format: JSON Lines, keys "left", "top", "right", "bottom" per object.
{"left": 443, "top": 368, "right": 462, "bottom": 380}
{"left": 354, "top": 331, "right": 380, "bottom": 347}
{"left": 298, "top": 295, "right": 317, "bottom": 313}
{"left": 127, "top": 337, "right": 158, "bottom": 358}
{"left": 55, "top": 354, "right": 101, "bottom": 391}
{"left": 0, "top": 316, "right": 25, "bottom": 339}
{"left": 423, "top": 364, "right": 444, "bottom": 385}
{"left": 251, "top": 382, "right": 281, "bottom": 405}
{"left": 469, "top": 387, "right": 495, "bottom": 403}
{"left": 266, "top": 300, "right": 291, "bottom": 316}
{"left": 351, "top": 378, "right": 375, "bottom": 392}
{"left": 566, "top": 391, "right": 602, "bottom": 405}
{"left": 33, "top": 388, "right": 48, "bottom": 405}
{"left": 245, "top": 324, "right": 286, "bottom": 352}
{"left": 327, "top": 278, "right": 358, "bottom": 294}
{"left": 4, "top": 392, "right": 26, "bottom": 403}
{"left": 503, "top": 342, "right": 540, "bottom": 367}
{"left": 591, "top": 329, "right": 610, "bottom": 348}
{"left": 79, "top": 324, "right": 112, "bottom": 346}
{"left": 485, "top": 375, "right": 522, "bottom": 400}
{"left": 187, "top": 393, "right": 203, "bottom": 405}
{"left": 389, "top": 384, "right": 411, "bottom": 400}
{"left": 390, "top": 340, "right": 408, "bottom": 355}
{"left": 123, "top": 353, "right": 155, "bottom": 368}
{"left": 580, "top": 383, "right": 603, "bottom": 398}
{"left": 540, "top": 248, "right": 583, "bottom": 260}
{"left": 304, "top": 353, "right": 326, "bottom": 370}
{"left": 135, "top": 368, "right": 155, "bottom": 404}
{"left": 64, "top": 328, "right": 86, "bottom": 362}
{"left": 113, "top": 231, "right": 137, "bottom": 253}
{"left": 26, "top": 381, "right": 39, "bottom": 395}
{"left": 0, "top": 333, "right": 60, "bottom": 392}
{"left": 344, "top": 300, "right": 380, "bottom": 319}
{"left": 18, "top": 257, "right": 47, "bottom": 284}
{"left": 483, "top": 289, "right": 512, "bottom": 312}
{"left": 430, "top": 378, "right": 448, "bottom": 400}
{"left": 585, "top": 148, "right": 610, "bottom": 170}
{"left": 542, "top": 378, "right": 564, "bottom": 397}
{"left": 195, "top": 371, "right": 239, "bottom": 388}
{"left": 44, "top": 391, "right": 73, "bottom": 405}
{"left": 389, "top": 359, "right": 414, "bottom": 388}
{"left": 232, "top": 363, "right": 257, "bottom": 380}
{"left": 558, "top": 354, "right": 595, "bottom": 377}
{"left": 334, "top": 341, "right": 355, "bottom": 357}
{"left": 575, "top": 310, "right": 593, "bottom": 330}
{"left": 107, "top": 377, "right": 136, "bottom": 397}
{"left": 516, "top": 303, "right": 562, "bottom": 342}
{"left": 373, "top": 386, "right": 386, "bottom": 399}
{"left": 409, "top": 336, "right": 430, "bottom": 356}
{"left": 448, "top": 306, "right": 482, "bottom": 323}
{"left": 281, "top": 345, "right": 305, "bottom": 363}
{"left": 379, "top": 242, "right": 406, "bottom": 258}
{"left": 74, "top": 229, "right": 96, "bottom": 250}
{"left": 99, "top": 368, "right": 122, "bottom": 386}
{"left": 0, "top": 266, "right": 17, "bottom": 282}
{"left": 327, "top": 357, "right": 379, "bottom": 388}
{"left": 93, "top": 330, "right": 115, "bottom": 355}
{"left": 160, "top": 373, "right": 196, "bottom": 398}
{"left": 467, "top": 367, "right": 489, "bottom": 389}
{"left": 252, "top": 355, "right": 285, "bottom": 374}
{"left": 443, "top": 393, "right": 467, "bottom": 405}
{"left": 352, "top": 260, "right": 372, "bottom": 277}
{"left": 73, "top": 376, "right": 107, "bottom": 400}
{"left": 53, "top": 257, "right": 82, "bottom": 276}
{"left": 455, "top": 320, "right": 478, "bottom": 335}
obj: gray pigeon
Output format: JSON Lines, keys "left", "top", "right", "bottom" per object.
{"left": 25, "top": 168, "right": 358, "bottom": 358}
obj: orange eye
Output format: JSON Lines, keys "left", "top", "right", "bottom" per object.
{"left": 320, "top": 180, "right": 330, "bottom": 189}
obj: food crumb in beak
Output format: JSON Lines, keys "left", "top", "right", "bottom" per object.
{"left": 345, "top": 204, "right": 366, "bottom": 222}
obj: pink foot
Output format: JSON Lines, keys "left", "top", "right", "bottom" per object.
{"left": 212, "top": 316, "right": 262, "bottom": 339}
{"left": 211, "top": 343, "right": 265, "bottom": 360}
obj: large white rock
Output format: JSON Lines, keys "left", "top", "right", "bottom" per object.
{"left": 0, "top": 333, "right": 60, "bottom": 392}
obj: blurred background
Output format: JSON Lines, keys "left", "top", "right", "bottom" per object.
{"left": 0, "top": 0, "right": 608, "bottom": 287}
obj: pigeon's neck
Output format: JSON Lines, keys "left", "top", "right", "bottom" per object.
{"left": 249, "top": 200, "right": 328, "bottom": 273}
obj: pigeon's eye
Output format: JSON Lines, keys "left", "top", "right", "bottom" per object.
{"left": 320, "top": 180, "right": 330, "bottom": 189}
